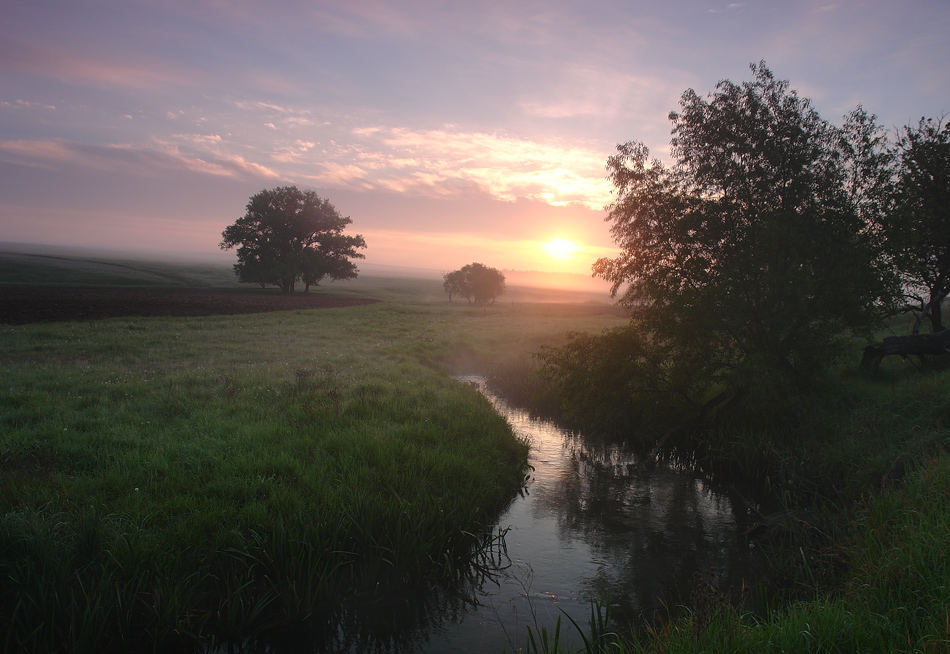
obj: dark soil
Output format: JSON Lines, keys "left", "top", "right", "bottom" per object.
{"left": 0, "top": 286, "right": 380, "bottom": 324}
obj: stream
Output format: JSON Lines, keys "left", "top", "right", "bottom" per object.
{"left": 415, "top": 376, "right": 764, "bottom": 653}
{"left": 267, "top": 376, "right": 766, "bottom": 653}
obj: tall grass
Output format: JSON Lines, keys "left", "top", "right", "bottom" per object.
{"left": 519, "top": 452, "right": 950, "bottom": 654}
{"left": 510, "top": 333, "right": 950, "bottom": 654}
{"left": 0, "top": 296, "right": 622, "bottom": 651}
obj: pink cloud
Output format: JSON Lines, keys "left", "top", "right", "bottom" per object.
{"left": 0, "top": 37, "right": 197, "bottom": 90}
{"left": 0, "top": 139, "right": 278, "bottom": 181}
{"left": 319, "top": 126, "right": 614, "bottom": 209}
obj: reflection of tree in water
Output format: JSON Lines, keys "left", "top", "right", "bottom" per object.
{"left": 537, "top": 433, "right": 759, "bottom": 629}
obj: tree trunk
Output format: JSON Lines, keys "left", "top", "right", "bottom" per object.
{"left": 928, "top": 293, "right": 946, "bottom": 333}
{"left": 860, "top": 329, "right": 950, "bottom": 372}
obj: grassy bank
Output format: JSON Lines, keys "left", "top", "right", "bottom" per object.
{"left": 503, "top": 339, "right": 950, "bottom": 653}
{"left": 0, "top": 287, "right": 623, "bottom": 652}
{"left": 528, "top": 450, "right": 950, "bottom": 654}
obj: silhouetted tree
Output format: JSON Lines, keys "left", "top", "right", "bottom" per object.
{"left": 220, "top": 186, "right": 366, "bottom": 292}
{"left": 443, "top": 263, "right": 505, "bottom": 305}
{"left": 544, "top": 63, "right": 890, "bottom": 434}
{"left": 885, "top": 117, "right": 950, "bottom": 333}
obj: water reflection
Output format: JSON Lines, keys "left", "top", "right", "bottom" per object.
{"left": 423, "top": 377, "right": 761, "bottom": 652}
{"left": 248, "top": 376, "right": 763, "bottom": 653}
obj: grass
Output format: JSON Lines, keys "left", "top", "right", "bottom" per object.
{"left": 12, "top": 251, "right": 946, "bottom": 653}
{"left": 511, "top": 333, "right": 950, "bottom": 654}
{"left": 646, "top": 451, "right": 950, "bottom": 653}
{"left": 0, "top": 271, "right": 624, "bottom": 652}
{"left": 520, "top": 451, "right": 950, "bottom": 654}
{"left": 0, "top": 247, "right": 241, "bottom": 287}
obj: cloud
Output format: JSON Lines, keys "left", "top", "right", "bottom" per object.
{"left": 315, "top": 162, "right": 374, "bottom": 187}
{"left": 233, "top": 100, "right": 318, "bottom": 130}
{"left": 235, "top": 100, "right": 293, "bottom": 114}
{"left": 0, "top": 37, "right": 196, "bottom": 91}
{"left": 222, "top": 100, "right": 616, "bottom": 209}
{"left": 0, "top": 99, "right": 57, "bottom": 111}
{"left": 172, "top": 133, "right": 224, "bottom": 145}
{"left": 303, "top": 126, "right": 615, "bottom": 210}
{"left": 707, "top": 2, "right": 743, "bottom": 13}
{"left": 268, "top": 139, "right": 318, "bottom": 164}
{"left": 517, "top": 66, "right": 668, "bottom": 121}
{"left": 0, "top": 139, "right": 278, "bottom": 181}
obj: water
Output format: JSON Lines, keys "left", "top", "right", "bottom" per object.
{"left": 411, "top": 377, "right": 763, "bottom": 653}
{"left": 268, "top": 377, "right": 764, "bottom": 653}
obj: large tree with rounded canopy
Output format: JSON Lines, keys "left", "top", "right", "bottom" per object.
{"left": 220, "top": 186, "right": 366, "bottom": 293}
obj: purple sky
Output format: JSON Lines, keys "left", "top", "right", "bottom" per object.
{"left": 2, "top": 1, "right": 948, "bottom": 275}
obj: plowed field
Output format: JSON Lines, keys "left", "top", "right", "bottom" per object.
{"left": 0, "top": 286, "right": 379, "bottom": 324}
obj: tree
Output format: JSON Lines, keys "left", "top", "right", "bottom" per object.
{"left": 220, "top": 186, "right": 366, "bottom": 292}
{"left": 443, "top": 263, "right": 505, "bottom": 305}
{"left": 545, "top": 64, "right": 889, "bottom": 433}
{"left": 442, "top": 269, "right": 466, "bottom": 302}
{"left": 885, "top": 117, "right": 950, "bottom": 333}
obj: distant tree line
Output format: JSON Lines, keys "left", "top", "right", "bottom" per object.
{"left": 443, "top": 263, "right": 506, "bottom": 305}
{"left": 541, "top": 62, "right": 950, "bottom": 437}
{"left": 220, "top": 186, "right": 366, "bottom": 292}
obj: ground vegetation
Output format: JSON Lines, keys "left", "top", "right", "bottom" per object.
{"left": 0, "top": 272, "right": 621, "bottom": 652}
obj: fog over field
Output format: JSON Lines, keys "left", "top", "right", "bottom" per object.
{"left": 0, "top": 240, "right": 615, "bottom": 303}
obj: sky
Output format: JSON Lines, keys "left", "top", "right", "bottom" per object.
{"left": 1, "top": 0, "right": 948, "bottom": 278}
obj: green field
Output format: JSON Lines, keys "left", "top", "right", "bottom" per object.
{"left": 0, "top": 249, "right": 625, "bottom": 652}
{"left": 0, "top": 247, "right": 241, "bottom": 288}
{"left": 5, "top": 249, "right": 949, "bottom": 653}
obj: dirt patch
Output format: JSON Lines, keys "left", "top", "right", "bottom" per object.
{"left": 0, "top": 286, "right": 380, "bottom": 324}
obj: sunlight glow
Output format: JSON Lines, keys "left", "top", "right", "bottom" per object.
{"left": 544, "top": 238, "right": 579, "bottom": 260}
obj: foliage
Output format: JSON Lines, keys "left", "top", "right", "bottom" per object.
{"left": 220, "top": 186, "right": 366, "bottom": 292}
{"left": 442, "top": 269, "right": 466, "bottom": 302}
{"left": 538, "top": 326, "right": 703, "bottom": 436}
{"left": 884, "top": 116, "right": 950, "bottom": 333}
{"left": 442, "top": 262, "right": 506, "bottom": 305}
{"left": 544, "top": 64, "right": 890, "bottom": 434}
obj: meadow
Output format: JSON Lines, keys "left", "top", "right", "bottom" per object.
{"left": 0, "top": 249, "right": 626, "bottom": 652}
{"left": 4, "top": 248, "right": 950, "bottom": 653}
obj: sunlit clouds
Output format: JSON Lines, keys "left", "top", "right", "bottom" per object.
{"left": 0, "top": 139, "right": 279, "bottom": 181}
{"left": 2, "top": 0, "right": 948, "bottom": 275}
{"left": 191, "top": 98, "right": 617, "bottom": 208}
{"left": 324, "top": 126, "right": 615, "bottom": 209}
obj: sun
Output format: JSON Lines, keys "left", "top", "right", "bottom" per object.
{"left": 544, "top": 238, "right": 579, "bottom": 260}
